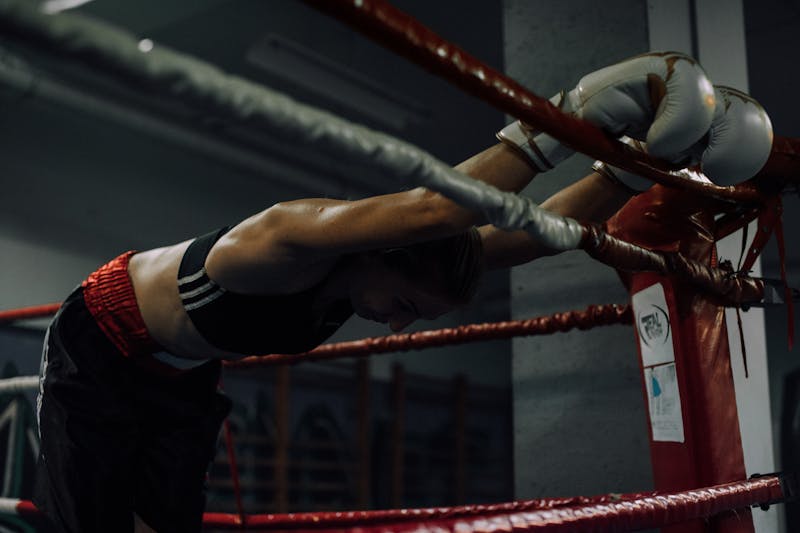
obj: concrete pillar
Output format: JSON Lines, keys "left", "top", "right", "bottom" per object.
{"left": 504, "top": 0, "right": 653, "bottom": 498}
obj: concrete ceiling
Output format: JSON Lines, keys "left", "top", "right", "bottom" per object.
{"left": 0, "top": 0, "right": 511, "bottom": 318}
{"left": 0, "top": 0, "right": 505, "bottom": 255}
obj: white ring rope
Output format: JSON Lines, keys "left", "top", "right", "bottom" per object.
{"left": 0, "top": 376, "right": 38, "bottom": 394}
{"left": 0, "top": 497, "right": 21, "bottom": 514}
{"left": 0, "top": 0, "right": 584, "bottom": 251}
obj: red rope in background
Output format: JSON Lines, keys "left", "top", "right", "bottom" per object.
{"left": 0, "top": 303, "right": 60, "bottom": 323}
{"left": 225, "top": 303, "right": 631, "bottom": 368}
{"left": 303, "top": 0, "right": 800, "bottom": 203}
{"left": 218, "top": 377, "right": 246, "bottom": 527}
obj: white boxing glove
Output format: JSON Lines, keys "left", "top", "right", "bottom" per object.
{"left": 594, "top": 85, "right": 773, "bottom": 191}
{"left": 700, "top": 86, "right": 773, "bottom": 185}
{"left": 497, "top": 51, "right": 716, "bottom": 171}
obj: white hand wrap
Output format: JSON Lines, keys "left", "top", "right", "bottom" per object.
{"left": 497, "top": 51, "right": 716, "bottom": 172}
{"left": 592, "top": 137, "right": 658, "bottom": 192}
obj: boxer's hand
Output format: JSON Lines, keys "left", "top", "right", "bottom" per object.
{"left": 497, "top": 51, "right": 716, "bottom": 171}
{"left": 594, "top": 85, "right": 773, "bottom": 191}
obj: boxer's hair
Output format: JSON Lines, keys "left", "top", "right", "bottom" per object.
{"left": 379, "top": 226, "right": 484, "bottom": 305}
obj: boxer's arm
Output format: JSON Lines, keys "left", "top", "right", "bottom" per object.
{"left": 271, "top": 141, "right": 539, "bottom": 248}
{"left": 479, "top": 172, "right": 634, "bottom": 270}
{"left": 205, "top": 143, "right": 538, "bottom": 290}
{"left": 453, "top": 142, "right": 539, "bottom": 194}
{"left": 236, "top": 143, "right": 536, "bottom": 251}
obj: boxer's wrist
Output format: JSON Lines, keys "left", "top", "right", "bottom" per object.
{"left": 496, "top": 51, "right": 716, "bottom": 174}
{"left": 496, "top": 91, "right": 575, "bottom": 172}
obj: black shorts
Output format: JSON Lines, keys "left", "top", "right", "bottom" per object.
{"left": 34, "top": 287, "right": 231, "bottom": 533}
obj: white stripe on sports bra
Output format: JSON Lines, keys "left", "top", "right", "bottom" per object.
{"left": 177, "top": 267, "right": 208, "bottom": 286}
{"left": 182, "top": 287, "right": 226, "bottom": 311}
{"left": 179, "top": 279, "right": 222, "bottom": 300}
{"left": 151, "top": 351, "right": 210, "bottom": 370}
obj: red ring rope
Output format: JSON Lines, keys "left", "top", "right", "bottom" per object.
{"left": 202, "top": 476, "right": 788, "bottom": 531}
{"left": 225, "top": 303, "right": 631, "bottom": 368}
{"left": 580, "top": 224, "right": 766, "bottom": 304}
{"left": 0, "top": 303, "right": 60, "bottom": 322}
{"left": 0, "top": 475, "right": 787, "bottom": 531}
{"left": 204, "top": 476, "right": 783, "bottom": 531}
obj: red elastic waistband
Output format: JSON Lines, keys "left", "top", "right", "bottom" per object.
{"left": 82, "top": 251, "right": 161, "bottom": 358}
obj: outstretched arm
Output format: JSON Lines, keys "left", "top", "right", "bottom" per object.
{"left": 205, "top": 143, "right": 541, "bottom": 292}
{"left": 210, "top": 49, "right": 758, "bottom": 289}
{"left": 269, "top": 142, "right": 541, "bottom": 254}
{"left": 479, "top": 171, "right": 634, "bottom": 270}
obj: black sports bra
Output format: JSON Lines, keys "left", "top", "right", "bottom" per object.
{"left": 177, "top": 227, "right": 353, "bottom": 355}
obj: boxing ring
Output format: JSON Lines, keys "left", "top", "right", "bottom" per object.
{"left": 0, "top": 0, "right": 799, "bottom": 531}
{"left": 0, "top": 303, "right": 794, "bottom": 532}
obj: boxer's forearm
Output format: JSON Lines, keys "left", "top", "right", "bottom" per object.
{"left": 408, "top": 141, "right": 542, "bottom": 232}
{"left": 539, "top": 171, "right": 633, "bottom": 221}
{"left": 453, "top": 142, "right": 540, "bottom": 194}
{"left": 480, "top": 172, "right": 633, "bottom": 270}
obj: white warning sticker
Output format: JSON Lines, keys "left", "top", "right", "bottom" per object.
{"left": 643, "top": 363, "right": 685, "bottom": 442}
{"left": 632, "top": 283, "right": 685, "bottom": 443}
